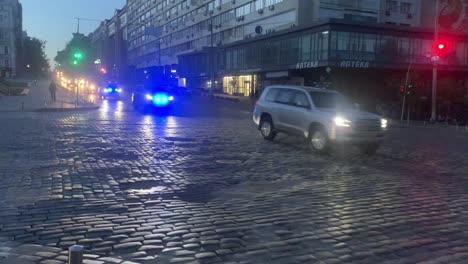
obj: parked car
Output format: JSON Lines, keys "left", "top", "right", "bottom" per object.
{"left": 253, "top": 85, "right": 388, "bottom": 154}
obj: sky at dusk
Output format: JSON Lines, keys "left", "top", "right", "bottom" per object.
{"left": 21, "top": 0, "right": 126, "bottom": 63}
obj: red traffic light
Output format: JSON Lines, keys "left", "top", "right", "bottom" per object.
{"left": 433, "top": 41, "right": 450, "bottom": 57}
{"left": 399, "top": 85, "right": 405, "bottom": 94}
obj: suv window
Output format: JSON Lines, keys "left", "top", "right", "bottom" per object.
{"left": 292, "top": 91, "right": 310, "bottom": 108}
{"left": 274, "top": 89, "right": 294, "bottom": 104}
{"left": 309, "top": 91, "right": 355, "bottom": 109}
{"left": 265, "top": 88, "right": 279, "bottom": 102}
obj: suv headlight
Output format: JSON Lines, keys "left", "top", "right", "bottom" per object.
{"left": 381, "top": 118, "right": 388, "bottom": 128}
{"left": 334, "top": 116, "right": 351, "bottom": 127}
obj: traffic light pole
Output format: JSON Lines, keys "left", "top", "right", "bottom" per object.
{"left": 400, "top": 61, "right": 412, "bottom": 122}
{"left": 431, "top": 64, "right": 438, "bottom": 121}
{"left": 430, "top": 0, "right": 440, "bottom": 122}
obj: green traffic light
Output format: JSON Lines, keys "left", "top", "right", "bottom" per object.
{"left": 73, "top": 60, "right": 78, "bottom": 65}
{"left": 74, "top": 52, "right": 83, "bottom": 60}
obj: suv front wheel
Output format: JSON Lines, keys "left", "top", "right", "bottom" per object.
{"left": 259, "top": 116, "right": 277, "bottom": 141}
{"left": 308, "top": 127, "right": 330, "bottom": 154}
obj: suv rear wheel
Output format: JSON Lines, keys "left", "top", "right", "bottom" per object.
{"left": 309, "top": 127, "right": 330, "bottom": 154}
{"left": 260, "top": 116, "right": 277, "bottom": 141}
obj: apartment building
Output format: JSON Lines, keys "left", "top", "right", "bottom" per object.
{"left": 126, "top": 0, "right": 391, "bottom": 70}
{"left": 0, "top": 0, "right": 22, "bottom": 77}
{"left": 90, "top": 8, "right": 129, "bottom": 82}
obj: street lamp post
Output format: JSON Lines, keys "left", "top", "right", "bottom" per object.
{"left": 209, "top": 12, "right": 214, "bottom": 96}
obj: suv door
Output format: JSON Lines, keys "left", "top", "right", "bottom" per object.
{"left": 273, "top": 88, "right": 296, "bottom": 132}
{"left": 287, "top": 90, "right": 312, "bottom": 136}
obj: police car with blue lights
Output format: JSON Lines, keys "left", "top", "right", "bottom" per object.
{"left": 132, "top": 85, "right": 175, "bottom": 111}
{"left": 100, "top": 82, "right": 123, "bottom": 100}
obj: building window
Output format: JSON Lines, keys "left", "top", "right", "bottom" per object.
{"left": 208, "top": 1, "right": 215, "bottom": 12}
{"left": 4, "top": 59, "right": 9, "bottom": 67}
{"left": 4, "top": 46, "right": 7, "bottom": 55}
{"left": 255, "top": 0, "right": 264, "bottom": 10}
{"left": 386, "top": 0, "right": 398, "bottom": 12}
{"left": 400, "top": 2, "right": 411, "bottom": 13}
{"left": 301, "top": 35, "right": 311, "bottom": 62}
{"left": 236, "top": 4, "right": 251, "bottom": 17}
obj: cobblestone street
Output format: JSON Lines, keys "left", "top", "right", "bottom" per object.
{"left": 1, "top": 96, "right": 468, "bottom": 264}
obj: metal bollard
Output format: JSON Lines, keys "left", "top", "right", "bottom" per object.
{"left": 68, "top": 245, "right": 83, "bottom": 264}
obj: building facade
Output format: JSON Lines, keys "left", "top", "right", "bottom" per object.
{"left": 0, "top": 0, "right": 22, "bottom": 77}
{"left": 126, "top": 0, "right": 320, "bottom": 75}
{"left": 124, "top": 0, "right": 446, "bottom": 89}
{"left": 90, "top": 8, "right": 129, "bottom": 83}
{"left": 176, "top": 0, "right": 468, "bottom": 120}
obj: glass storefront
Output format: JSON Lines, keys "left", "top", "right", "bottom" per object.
{"left": 222, "top": 25, "right": 468, "bottom": 72}
{"left": 225, "top": 31, "right": 329, "bottom": 71}
{"left": 222, "top": 75, "right": 257, "bottom": 97}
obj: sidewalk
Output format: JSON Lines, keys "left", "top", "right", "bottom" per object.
{"left": 0, "top": 79, "right": 99, "bottom": 112}
{"left": 35, "top": 101, "right": 99, "bottom": 112}
{"left": 207, "top": 93, "right": 256, "bottom": 112}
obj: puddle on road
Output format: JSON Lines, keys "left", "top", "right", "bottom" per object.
{"left": 120, "top": 180, "right": 168, "bottom": 196}
{"left": 129, "top": 186, "right": 167, "bottom": 195}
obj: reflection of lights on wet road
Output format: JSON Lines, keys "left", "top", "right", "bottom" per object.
{"left": 99, "top": 100, "right": 109, "bottom": 119}
{"left": 164, "top": 116, "right": 178, "bottom": 137}
{"left": 115, "top": 101, "right": 124, "bottom": 120}
{"left": 142, "top": 115, "right": 154, "bottom": 141}
{"left": 116, "top": 101, "right": 124, "bottom": 112}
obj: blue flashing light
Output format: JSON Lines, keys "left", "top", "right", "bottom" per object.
{"left": 106, "top": 87, "right": 113, "bottom": 93}
{"left": 152, "top": 92, "right": 170, "bottom": 107}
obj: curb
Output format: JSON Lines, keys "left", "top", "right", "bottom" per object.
{"left": 213, "top": 95, "right": 240, "bottom": 102}
{"left": 199, "top": 93, "right": 240, "bottom": 102}
{"left": 34, "top": 106, "right": 100, "bottom": 112}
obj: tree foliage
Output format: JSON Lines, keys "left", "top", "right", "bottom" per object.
{"left": 54, "top": 33, "right": 95, "bottom": 76}
{"left": 19, "top": 37, "right": 49, "bottom": 78}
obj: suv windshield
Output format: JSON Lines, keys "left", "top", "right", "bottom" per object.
{"left": 310, "top": 92, "right": 356, "bottom": 109}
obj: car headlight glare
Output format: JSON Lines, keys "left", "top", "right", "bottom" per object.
{"left": 381, "top": 118, "right": 388, "bottom": 128}
{"left": 334, "top": 116, "right": 351, "bottom": 127}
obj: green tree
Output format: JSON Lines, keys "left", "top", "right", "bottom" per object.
{"left": 54, "top": 33, "right": 95, "bottom": 76}
{"left": 19, "top": 37, "right": 50, "bottom": 78}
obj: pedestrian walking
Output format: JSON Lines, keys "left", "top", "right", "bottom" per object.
{"left": 49, "top": 80, "right": 57, "bottom": 102}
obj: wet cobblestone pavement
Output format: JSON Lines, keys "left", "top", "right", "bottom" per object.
{"left": 1, "top": 97, "right": 468, "bottom": 263}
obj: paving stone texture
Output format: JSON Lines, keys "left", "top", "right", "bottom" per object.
{"left": 1, "top": 97, "right": 468, "bottom": 263}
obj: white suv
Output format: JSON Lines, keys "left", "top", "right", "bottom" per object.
{"left": 253, "top": 85, "right": 387, "bottom": 154}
